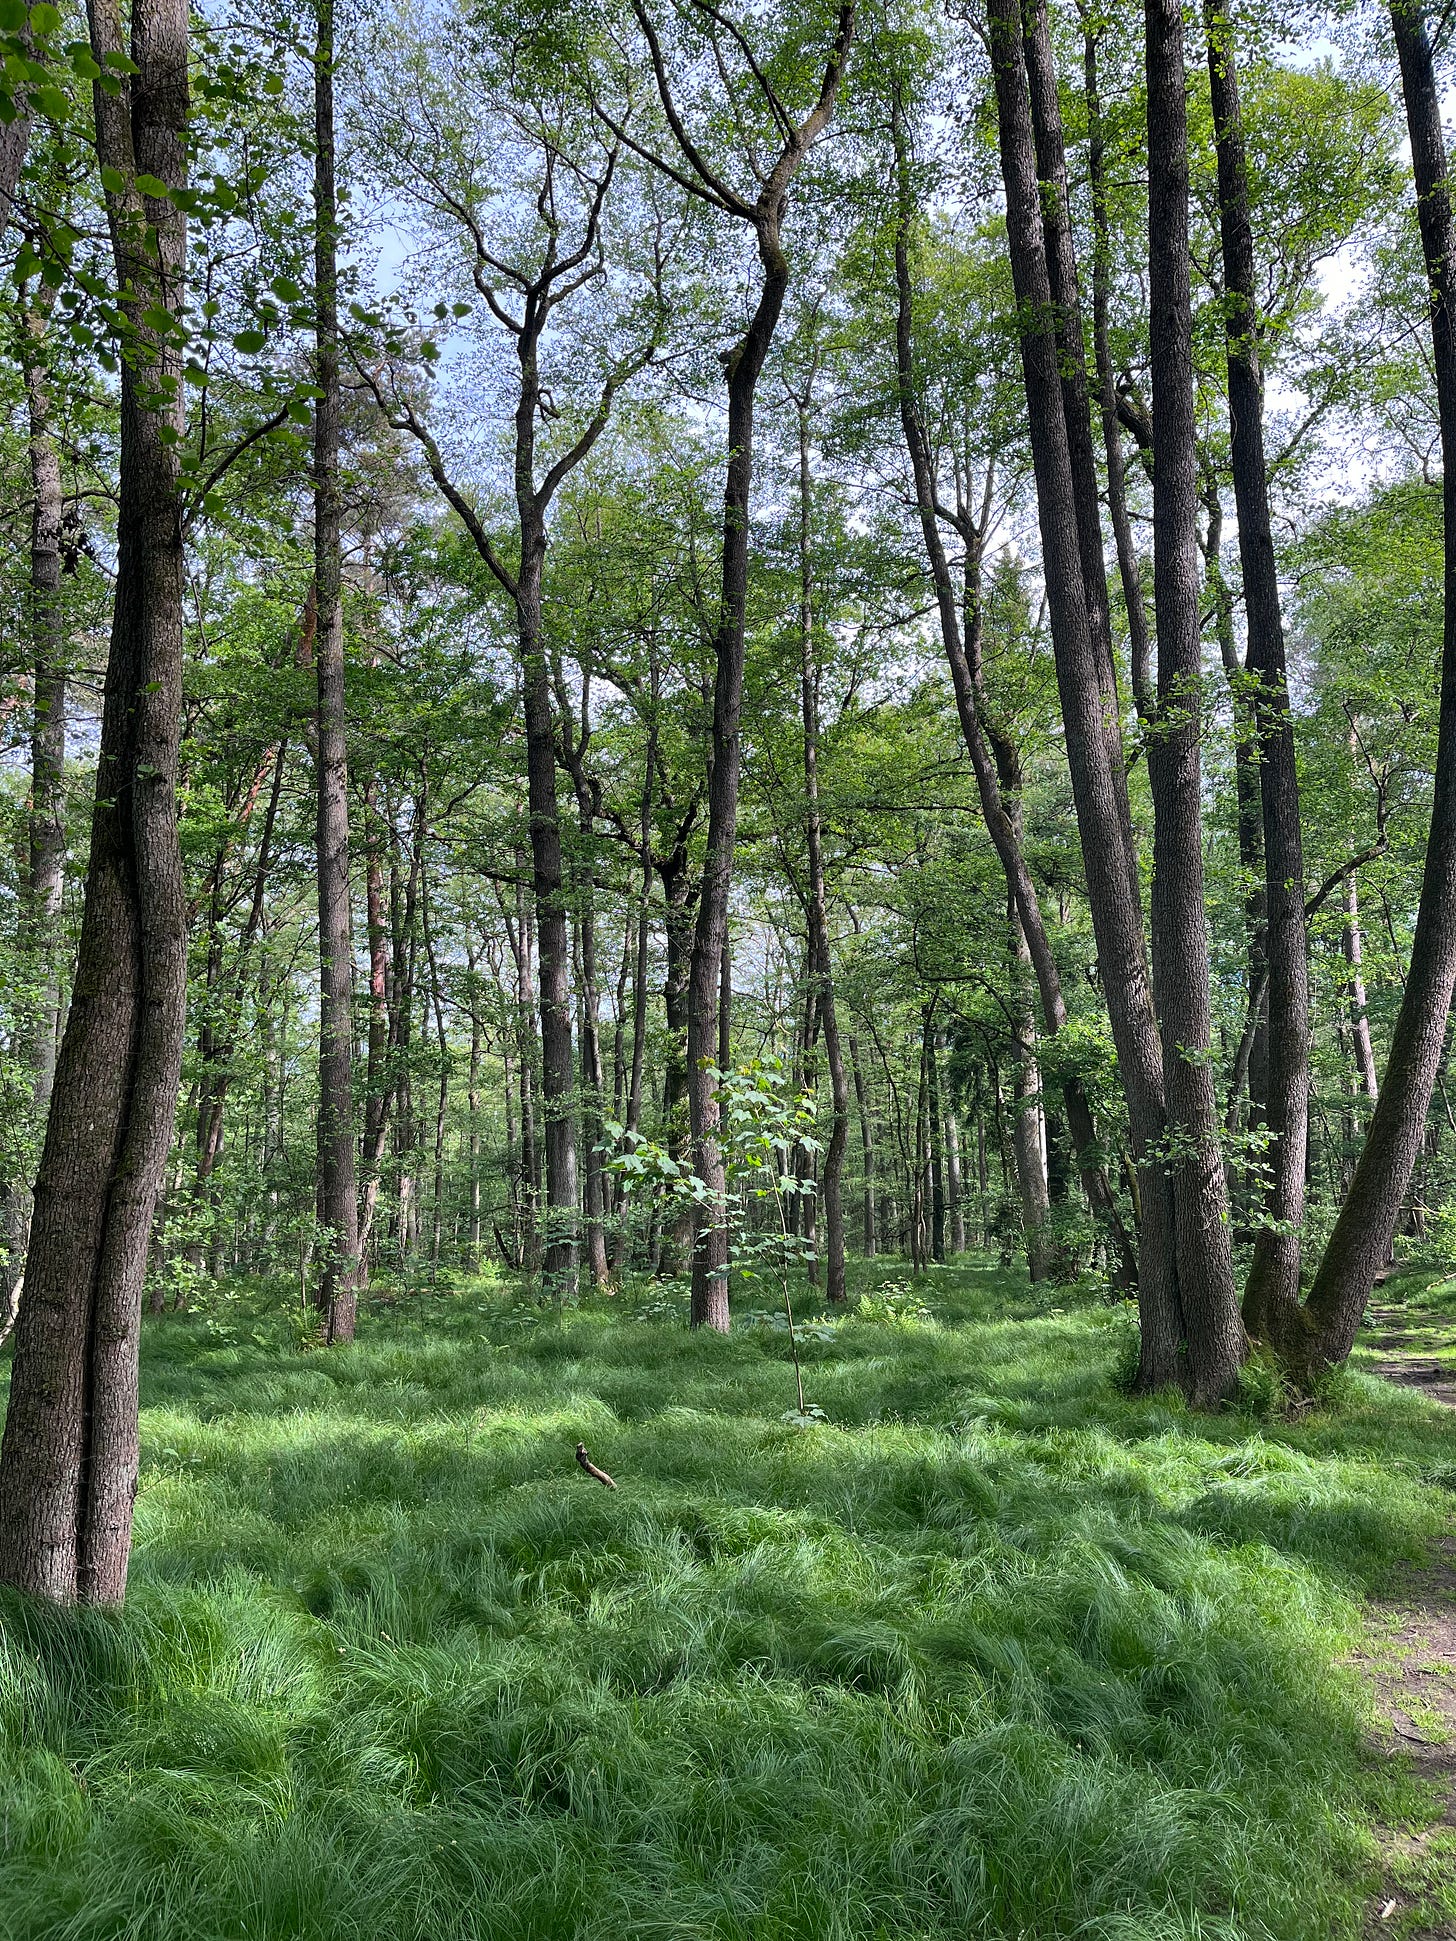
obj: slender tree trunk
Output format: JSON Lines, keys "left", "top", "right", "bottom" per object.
{"left": 0, "top": 0, "right": 190, "bottom": 1603}
{"left": 850, "top": 1033, "right": 877, "bottom": 1255}
{"left": 466, "top": 942, "right": 483, "bottom": 1263}
{"left": 1204, "top": 0, "right": 1310, "bottom": 1338}
{"left": 795, "top": 394, "right": 849, "bottom": 1302}
{"left": 1292, "top": 0, "right": 1456, "bottom": 1373}
{"left": 1143, "top": 0, "right": 1245, "bottom": 1402}
{"left": 683, "top": 15, "right": 853, "bottom": 1330}
{"left": 1082, "top": 16, "right": 1152, "bottom": 715}
{"left": 1010, "top": 916, "right": 1053, "bottom": 1280}
{"left": 1344, "top": 871, "right": 1380, "bottom": 1104}
{"left": 313, "top": 0, "right": 359, "bottom": 1345}
{"left": 945, "top": 1107, "right": 966, "bottom": 1254}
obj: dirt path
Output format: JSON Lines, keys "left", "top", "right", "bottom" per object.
{"left": 1358, "top": 1306, "right": 1456, "bottom": 1936}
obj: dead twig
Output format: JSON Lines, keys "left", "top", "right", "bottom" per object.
{"left": 575, "top": 1442, "right": 617, "bottom": 1489}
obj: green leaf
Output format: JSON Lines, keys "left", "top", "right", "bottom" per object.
{"left": 232, "top": 328, "right": 265, "bottom": 353}
{"left": 134, "top": 172, "right": 169, "bottom": 197}
{"left": 0, "top": 0, "right": 26, "bottom": 30}
{"left": 99, "top": 162, "right": 126, "bottom": 193}
{"left": 262, "top": 70, "right": 282, "bottom": 94}
{"left": 29, "top": 2, "right": 60, "bottom": 32}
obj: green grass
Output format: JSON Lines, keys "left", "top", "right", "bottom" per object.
{"left": 2, "top": 1257, "right": 1455, "bottom": 1940}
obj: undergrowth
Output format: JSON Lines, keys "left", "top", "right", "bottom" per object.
{"left": 1, "top": 1257, "right": 1454, "bottom": 1940}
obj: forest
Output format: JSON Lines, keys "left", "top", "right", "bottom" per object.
{"left": 4, "top": 0, "right": 1456, "bottom": 1931}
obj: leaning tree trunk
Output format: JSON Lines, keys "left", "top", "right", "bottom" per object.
{"left": 1289, "top": 0, "right": 1456, "bottom": 1376}
{"left": 0, "top": 0, "right": 189, "bottom": 1604}
{"left": 1204, "top": 0, "right": 1310, "bottom": 1339}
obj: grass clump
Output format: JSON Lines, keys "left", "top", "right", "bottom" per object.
{"left": 0, "top": 1257, "right": 1452, "bottom": 1939}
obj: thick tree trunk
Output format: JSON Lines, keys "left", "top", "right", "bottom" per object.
{"left": 313, "top": 0, "right": 359, "bottom": 1345}
{"left": 1289, "top": 0, "right": 1456, "bottom": 1374}
{"left": 1204, "top": 0, "right": 1310, "bottom": 1338}
{"left": 0, "top": 0, "right": 189, "bottom": 1603}
{"left": 1144, "top": 0, "right": 1245, "bottom": 1402}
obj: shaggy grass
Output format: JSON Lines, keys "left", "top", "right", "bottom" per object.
{"left": 1, "top": 1258, "right": 1454, "bottom": 1940}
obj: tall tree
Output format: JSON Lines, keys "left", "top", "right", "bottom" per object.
{"left": 314, "top": 0, "right": 360, "bottom": 1345}
{"left": 0, "top": 0, "right": 190, "bottom": 1602}
{"left": 1143, "top": 0, "right": 1244, "bottom": 1398}
{"left": 615, "top": 0, "right": 854, "bottom": 1329}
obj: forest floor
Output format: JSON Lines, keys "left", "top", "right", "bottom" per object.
{"left": 2, "top": 1258, "right": 1456, "bottom": 1940}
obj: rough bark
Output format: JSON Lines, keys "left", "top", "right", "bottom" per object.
{"left": 0, "top": 0, "right": 189, "bottom": 1603}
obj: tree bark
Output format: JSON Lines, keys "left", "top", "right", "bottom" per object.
{"left": 1081, "top": 15, "right": 1152, "bottom": 716}
{"left": 795, "top": 390, "right": 850, "bottom": 1302}
{"left": 2, "top": 282, "right": 69, "bottom": 1324}
{"left": 1142, "top": 0, "right": 1245, "bottom": 1403}
{"left": 0, "top": 0, "right": 189, "bottom": 1603}
{"left": 659, "top": 5, "right": 852, "bottom": 1331}
{"left": 987, "top": 1, "right": 1187, "bottom": 1372}
{"left": 314, "top": 0, "right": 359, "bottom": 1344}
{"left": 1204, "top": 0, "right": 1310, "bottom": 1338}
{"left": 849, "top": 1033, "right": 877, "bottom": 1255}
{"left": 1290, "top": 0, "right": 1456, "bottom": 1373}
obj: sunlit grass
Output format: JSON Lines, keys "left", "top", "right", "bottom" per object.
{"left": 1, "top": 1257, "right": 1454, "bottom": 1938}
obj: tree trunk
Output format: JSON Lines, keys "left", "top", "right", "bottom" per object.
{"left": 795, "top": 393, "right": 849, "bottom": 1302}
{"left": 1143, "top": 0, "right": 1245, "bottom": 1402}
{"left": 682, "top": 13, "right": 854, "bottom": 1331}
{"left": 313, "top": 0, "right": 359, "bottom": 1345}
{"left": 0, "top": 0, "right": 190, "bottom": 1603}
{"left": 1290, "top": 0, "right": 1456, "bottom": 1373}
{"left": 945, "top": 1108, "right": 966, "bottom": 1254}
{"left": 890, "top": 172, "right": 1136, "bottom": 1289}
{"left": 849, "top": 1033, "right": 877, "bottom": 1255}
{"left": 2, "top": 282, "right": 69, "bottom": 1323}
{"left": 1344, "top": 871, "right": 1380, "bottom": 1104}
{"left": 1082, "top": 16, "right": 1152, "bottom": 715}
{"left": 1204, "top": 0, "right": 1310, "bottom": 1338}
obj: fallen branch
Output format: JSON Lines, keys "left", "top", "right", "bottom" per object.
{"left": 575, "top": 1442, "right": 617, "bottom": 1489}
